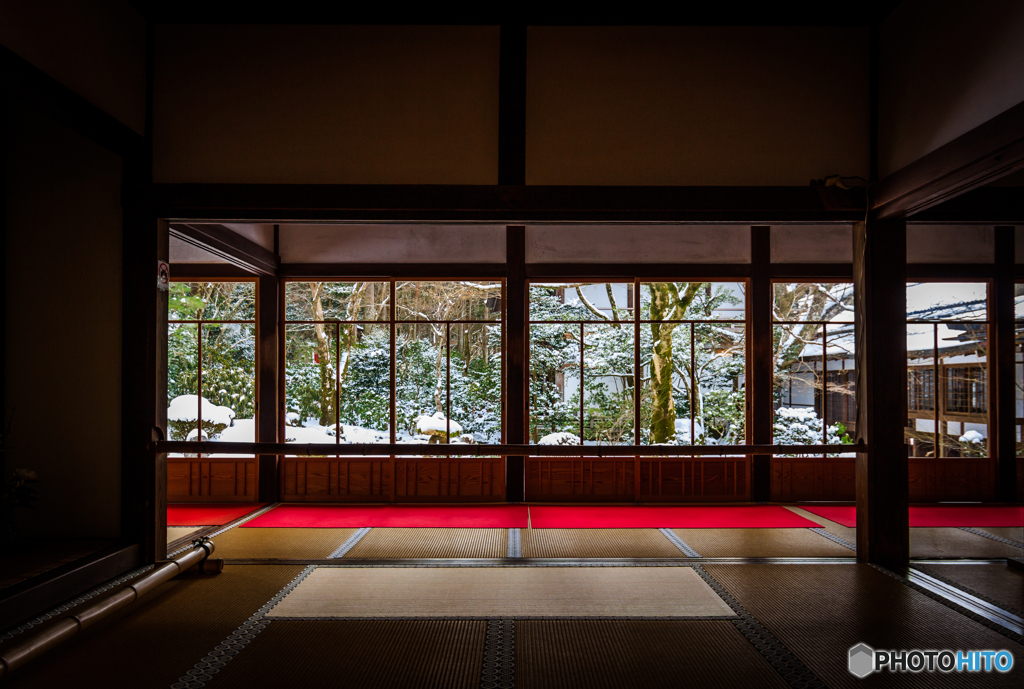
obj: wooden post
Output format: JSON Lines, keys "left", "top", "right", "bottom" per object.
{"left": 854, "top": 218, "right": 909, "bottom": 568}
{"left": 257, "top": 274, "right": 280, "bottom": 501}
{"left": 994, "top": 226, "right": 1017, "bottom": 502}
{"left": 121, "top": 215, "right": 168, "bottom": 563}
{"left": 506, "top": 226, "right": 526, "bottom": 501}
{"left": 750, "top": 226, "right": 773, "bottom": 501}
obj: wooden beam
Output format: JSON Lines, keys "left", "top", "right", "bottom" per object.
{"left": 872, "top": 100, "right": 1024, "bottom": 220}
{"left": 0, "top": 543, "right": 141, "bottom": 631}
{"left": 854, "top": 218, "right": 909, "bottom": 568}
{"left": 168, "top": 223, "right": 278, "bottom": 276}
{"left": 0, "top": 45, "right": 145, "bottom": 161}
{"left": 154, "top": 441, "right": 864, "bottom": 457}
{"left": 750, "top": 227, "right": 773, "bottom": 501}
{"left": 526, "top": 264, "right": 751, "bottom": 279}
{"left": 506, "top": 226, "right": 527, "bottom": 500}
{"left": 498, "top": 23, "right": 526, "bottom": 186}
{"left": 257, "top": 276, "right": 280, "bottom": 501}
{"left": 905, "top": 264, "right": 996, "bottom": 280}
{"left": 280, "top": 263, "right": 506, "bottom": 279}
{"left": 121, "top": 216, "right": 168, "bottom": 563}
{"left": 170, "top": 263, "right": 256, "bottom": 279}
{"left": 130, "top": 184, "right": 866, "bottom": 223}
{"left": 994, "top": 226, "right": 1017, "bottom": 501}
{"left": 909, "top": 187, "right": 1024, "bottom": 224}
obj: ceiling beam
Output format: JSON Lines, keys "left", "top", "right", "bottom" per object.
{"left": 168, "top": 223, "right": 279, "bottom": 276}
{"left": 0, "top": 45, "right": 145, "bottom": 162}
{"left": 132, "top": 184, "right": 865, "bottom": 223}
{"left": 907, "top": 187, "right": 1024, "bottom": 224}
{"left": 872, "top": 99, "right": 1024, "bottom": 220}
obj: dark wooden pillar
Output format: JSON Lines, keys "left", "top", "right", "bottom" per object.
{"left": 257, "top": 274, "right": 281, "bottom": 501}
{"left": 506, "top": 226, "right": 526, "bottom": 501}
{"left": 122, "top": 215, "right": 168, "bottom": 563}
{"left": 854, "top": 218, "right": 909, "bottom": 568}
{"left": 994, "top": 226, "right": 1017, "bottom": 502}
{"left": 750, "top": 226, "right": 773, "bottom": 501}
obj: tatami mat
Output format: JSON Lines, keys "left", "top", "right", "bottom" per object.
{"left": 972, "top": 527, "right": 1024, "bottom": 546}
{"left": 521, "top": 528, "right": 683, "bottom": 558}
{"left": 673, "top": 528, "right": 854, "bottom": 557}
{"left": 910, "top": 528, "right": 1024, "bottom": 558}
{"left": 705, "top": 564, "right": 1024, "bottom": 688}
{"left": 206, "top": 620, "right": 485, "bottom": 689}
{"left": 342, "top": 528, "right": 507, "bottom": 559}
{"left": 518, "top": 620, "right": 788, "bottom": 689}
{"left": 211, "top": 527, "right": 359, "bottom": 559}
{"left": 167, "top": 526, "right": 203, "bottom": 543}
{"left": 1, "top": 565, "right": 303, "bottom": 689}
{"left": 917, "top": 563, "right": 1024, "bottom": 614}
{"left": 784, "top": 505, "right": 857, "bottom": 541}
{"left": 268, "top": 566, "right": 736, "bottom": 619}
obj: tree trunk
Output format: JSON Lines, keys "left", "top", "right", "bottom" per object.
{"left": 649, "top": 283, "right": 678, "bottom": 443}
{"left": 311, "top": 284, "right": 335, "bottom": 427}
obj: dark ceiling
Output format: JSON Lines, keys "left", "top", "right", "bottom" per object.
{"left": 126, "top": 2, "right": 906, "bottom": 27}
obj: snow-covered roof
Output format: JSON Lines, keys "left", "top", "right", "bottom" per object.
{"left": 168, "top": 395, "right": 235, "bottom": 425}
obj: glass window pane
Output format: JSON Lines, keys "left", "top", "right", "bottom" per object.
{"left": 696, "top": 322, "right": 746, "bottom": 445}
{"left": 397, "top": 281, "right": 501, "bottom": 322}
{"left": 169, "top": 282, "right": 255, "bottom": 321}
{"left": 285, "top": 281, "right": 389, "bottom": 321}
{"left": 449, "top": 322, "right": 503, "bottom": 444}
{"left": 529, "top": 321, "right": 580, "bottom": 443}
{"left": 641, "top": 282, "right": 745, "bottom": 321}
{"left": 530, "top": 282, "right": 633, "bottom": 322}
{"left": 284, "top": 323, "right": 338, "bottom": 444}
{"left": 906, "top": 324, "right": 938, "bottom": 457}
{"left": 336, "top": 322, "right": 391, "bottom": 444}
{"left": 772, "top": 282, "right": 853, "bottom": 323}
{"left": 907, "top": 282, "right": 987, "bottom": 321}
{"left": 396, "top": 323, "right": 448, "bottom": 442}
{"left": 582, "top": 323, "right": 635, "bottom": 445}
{"left": 202, "top": 323, "right": 256, "bottom": 455}
{"left": 167, "top": 323, "right": 198, "bottom": 445}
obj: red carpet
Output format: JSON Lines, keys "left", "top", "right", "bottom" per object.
{"left": 242, "top": 505, "right": 529, "bottom": 528}
{"left": 801, "top": 505, "right": 1024, "bottom": 528}
{"left": 167, "top": 503, "right": 266, "bottom": 526}
{"left": 528, "top": 505, "right": 817, "bottom": 529}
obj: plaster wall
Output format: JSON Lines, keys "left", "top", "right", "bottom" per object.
{"left": 153, "top": 25, "right": 500, "bottom": 184}
{"left": 5, "top": 101, "right": 123, "bottom": 538}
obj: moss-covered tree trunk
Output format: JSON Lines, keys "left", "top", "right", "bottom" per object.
{"left": 648, "top": 282, "right": 702, "bottom": 444}
{"left": 649, "top": 284, "right": 677, "bottom": 443}
{"left": 311, "top": 284, "right": 335, "bottom": 427}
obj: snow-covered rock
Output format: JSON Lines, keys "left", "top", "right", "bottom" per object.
{"left": 414, "top": 412, "right": 463, "bottom": 436}
{"left": 168, "top": 395, "right": 235, "bottom": 426}
{"left": 538, "top": 432, "right": 581, "bottom": 445}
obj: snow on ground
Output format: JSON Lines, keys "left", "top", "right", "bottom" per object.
{"left": 216, "top": 419, "right": 255, "bottom": 442}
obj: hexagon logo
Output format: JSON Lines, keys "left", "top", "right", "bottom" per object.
{"left": 848, "top": 643, "right": 875, "bottom": 678}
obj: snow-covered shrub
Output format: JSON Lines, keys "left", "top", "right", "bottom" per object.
{"left": 538, "top": 432, "right": 581, "bottom": 445}
{"left": 773, "top": 406, "right": 851, "bottom": 456}
{"left": 167, "top": 395, "right": 235, "bottom": 441}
